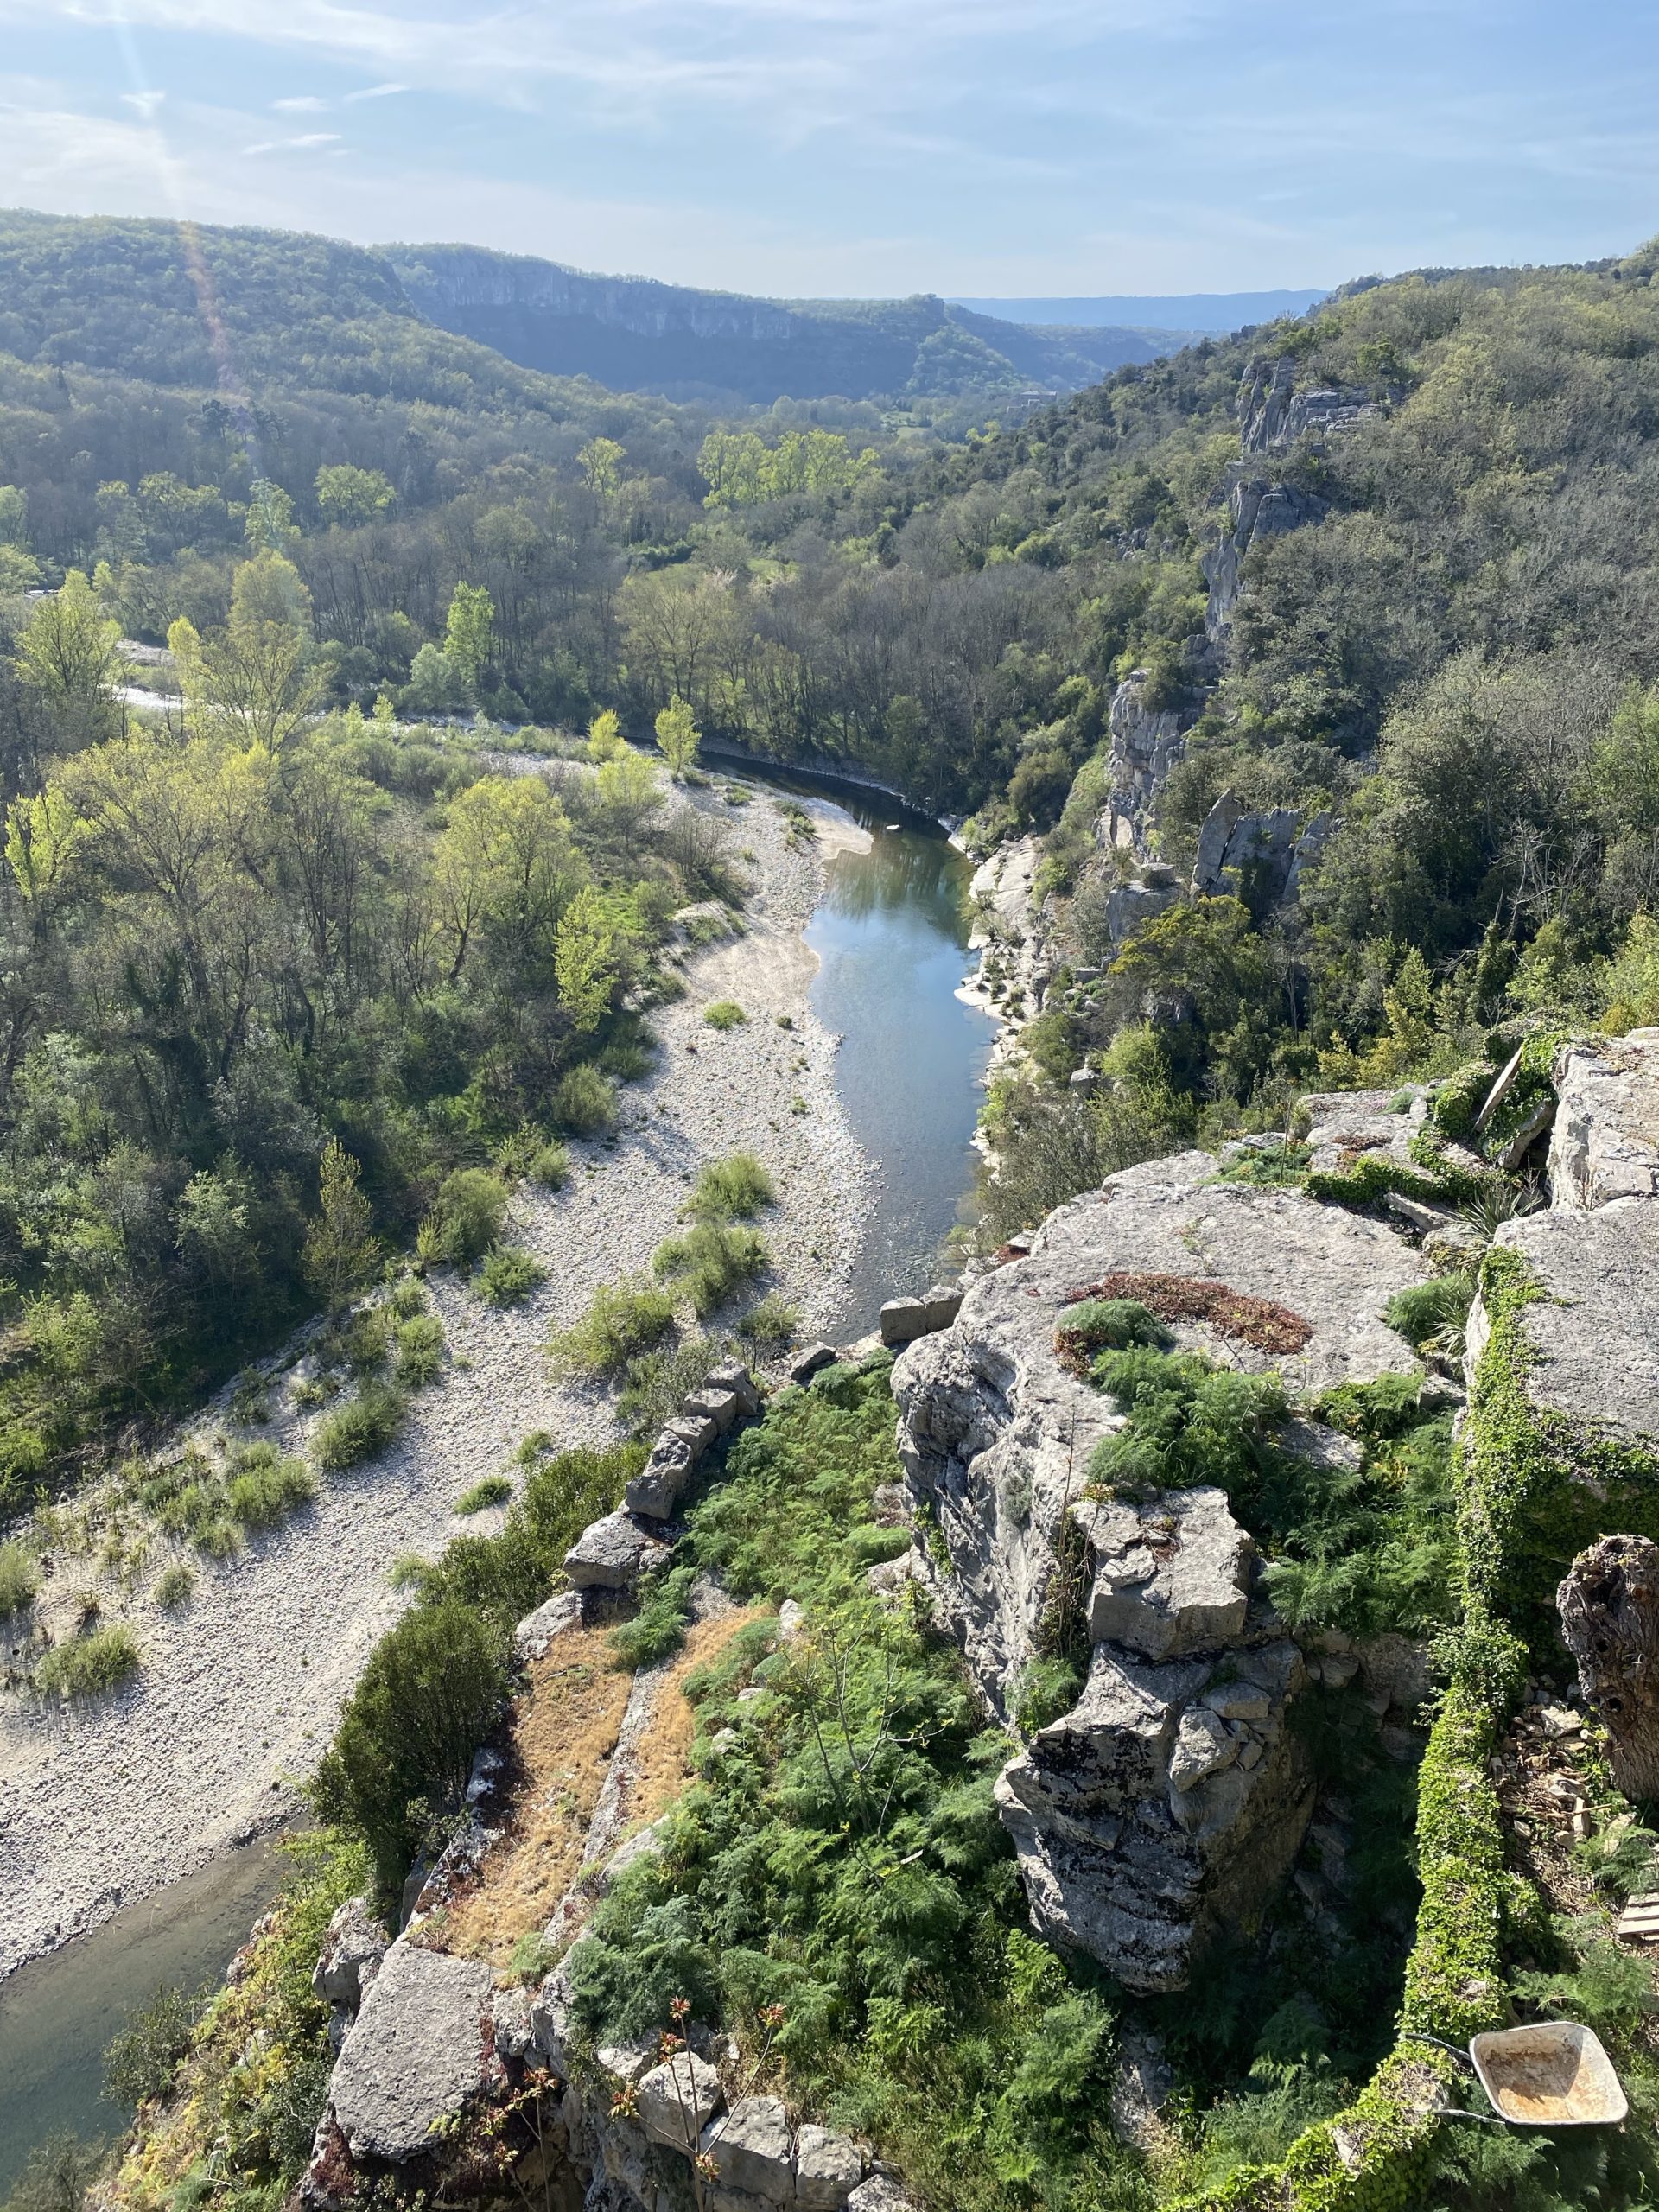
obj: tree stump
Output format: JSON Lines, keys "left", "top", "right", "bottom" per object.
{"left": 1558, "top": 1535, "right": 1659, "bottom": 1802}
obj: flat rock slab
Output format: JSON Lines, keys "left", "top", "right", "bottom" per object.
{"left": 701, "top": 2094, "right": 794, "bottom": 2202}
{"left": 1077, "top": 1485, "right": 1253, "bottom": 1659}
{"left": 1471, "top": 1200, "right": 1659, "bottom": 1441}
{"left": 1549, "top": 1032, "right": 1659, "bottom": 1211}
{"left": 330, "top": 1941, "right": 492, "bottom": 2161}
{"left": 795, "top": 2122, "right": 864, "bottom": 2208}
{"left": 637, "top": 2050, "right": 721, "bottom": 2151}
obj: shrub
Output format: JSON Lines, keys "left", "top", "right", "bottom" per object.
{"left": 454, "top": 1475, "right": 512, "bottom": 1516}
{"left": 153, "top": 1561, "right": 195, "bottom": 1609}
{"left": 548, "top": 1278, "right": 677, "bottom": 1378}
{"left": 476, "top": 1244, "right": 549, "bottom": 1306}
{"left": 1012, "top": 1656, "right": 1083, "bottom": 1735}
{"left": 702, "top": 1000, "right": 747, "bottom": 1030}
{"left": 394, "top": 1312, "right": 445, "bottom": 1387}
{"left": 687, "top": 1152, "right": 774, "bottom": 1222}
{"left": 313, "top": 1383, "right": 407, "bottom": 1472}
{"left": 530, "top": 1140, "right": 570, "bottom": 1189}
{"left": 35, "top": 1623, "right": 143, "bottom": 1699}
{"left": 652, "top": 1223, "right": 767, "bottom": 1318}
{"left": 311, "top": 1598, "right": 509, "bottom": 1909}
{"left": 1385, "top": 1271, "right": 1476, "bottom": 1357}
{"left": 225, "top": 1444, "right": 315, "bottom": 1530}
{"left": 618, "top": 1334, "right": 721, "bottom": 1440}
{"left": 426, "top": 1168, "right": 508, "bottom": 1268}
{"left": 737, "top": 1293, "right": 798, "bottom": 1351}
{"left": 387, "top": 1274, "right": 427, "bottom": 1321}
{"left": 342, "top": 1304, "right": 391, "bottom": 1376}
{"left": 105, "top": 1981, "right": 203, "bottom": 2109}
{"left": 611, "top": 1560, "right": 699, "bottom": 1669}
{"left": 0, "top": 1537, "right": 38, "bottom": 1618}
{"left": 551, "top": 1064, "right": 617, "bottom": 1137}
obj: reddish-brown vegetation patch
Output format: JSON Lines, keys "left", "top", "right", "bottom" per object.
{"left": 1057, "top": 1271, "right": 1314, "bottom": 1365}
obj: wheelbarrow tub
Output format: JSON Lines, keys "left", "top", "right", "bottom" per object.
{"left": 1469, "top": 2023, "right": 1629, "bottom": 2126}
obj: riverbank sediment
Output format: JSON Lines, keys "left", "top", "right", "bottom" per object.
{"left": 0, "top": 777, "right": 874, "bottom": 1980}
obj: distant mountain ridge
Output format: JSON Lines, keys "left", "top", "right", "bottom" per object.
{"left": 386, "top": 242, "right": 1173, "bottom": 403}
{"left": 948, "top": 288, "right": 1331, "bottom": 334}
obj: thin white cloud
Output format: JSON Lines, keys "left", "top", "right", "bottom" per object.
{"left": 342, "top": 79, "right": 406, "bottom": 100}
{"left": 271, "top": 92, "right": 327, "bottom": 111}
{"left": 243, "top": 128, "right": 341, "bottom": 152}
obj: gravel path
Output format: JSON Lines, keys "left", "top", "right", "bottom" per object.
{"left": 0, "top": 777, "right": 875, "bottom": 1979}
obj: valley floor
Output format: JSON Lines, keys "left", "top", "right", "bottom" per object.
{"left": 0, "top": 781, "right": 875, "bottom": 1980}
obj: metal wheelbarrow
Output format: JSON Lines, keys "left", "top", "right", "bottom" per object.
{"left": 1405, "top": 2024, "right": 1629, "bottom": 2128}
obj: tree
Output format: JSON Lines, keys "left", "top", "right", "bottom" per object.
{"left": 443, "top": 582, "right": 494, "bottom": 695}
{"left": 578, "top": 436, "right": 626, "bottom": 499}
{"left": 403, "top": 641, "right": 468, "bottom": 716}
{"left": 245, "top": 477, "right": 300, "bottom": 551}
{"left": 594, "top": 744, "right": 663, "bottom": 854}
{"left": 13, "top": 570, "right": 124, "bottom": 748}
{"left": 587, "top": 707, "right": 624, "bottom": 762}
{"left": 555, "top": 883, "right": 632, "bottom": 1030}
{"left": 430, "top": 773, "right": 584, "bottom": 982}
{"left": 655, "top": 695, "right": 701, "bottom": 780}
{"left": 315, "top": 463, "right": 396, "bottom": 527}
{"left": 302, "top": 1138, "right": 378, "bottom": 1311}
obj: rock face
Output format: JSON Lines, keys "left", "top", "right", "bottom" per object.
{"left": 1103, "top": 671, "right": 1192, "bottom": 855}
{"left": 311, "top": 1895, "right": 390, "bottom": 2010}
{"left": 563, "top": 1510, "right": 673, "bottom": 1591}
{"left": 892, "top": 1144, "right": 1433, "bottom": 1989}
{"left": 329, "top": 1941, "right": 493, "bottom": 2161}
{"left": 1548, "top": 1031, "right": 1659, "bottom": 1209}
{"left": 1192, "top": 791, "right": 1335, "bottom": 913}
{"left": 1237, "top": 356, "right": 1378, "bottom": 454}
{"left": 1204, "top": 476, "right": 1329, "bottom": 638}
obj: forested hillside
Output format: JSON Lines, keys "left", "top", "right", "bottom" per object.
{"left": 389, "top": 241, "right": 1161, "bottom": 402}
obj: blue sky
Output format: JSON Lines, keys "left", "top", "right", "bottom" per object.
{"left": 0, "top": 0, "right": 1656, "bottom": 298}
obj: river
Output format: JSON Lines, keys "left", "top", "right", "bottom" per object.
{"left": 0, "top": 767, "right": 995, "bottom": 2190}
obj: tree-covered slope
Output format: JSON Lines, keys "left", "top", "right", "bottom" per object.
{"left": 386, "top": 240, "right": 1165, "bottom": 402}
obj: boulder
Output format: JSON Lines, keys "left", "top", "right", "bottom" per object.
{"left": 514, "top": 1588, "right": 583, "bottom": 1660}
{"left": 1354, "top": 1633, "right": 1431, "bottom": 1717}
{"left": 705, "top": 1361, "right": 762, "bottom": 1418}
{"left": 626, "top": 1435, "right": 696, "bottom": 1520}
{"left": 328, "top": 1941, "right": 492, "bottom": 2162}
{"left": 700, "top": 2095, "right": 794, "bottom": 2202}
{"left": 920, "top": 1284, "right": 963, "bottom": 1332}
{"left": 564, "top": 1510, "right": 673, "bottom": 1590}
{"left": 789, "top": 1343, "right": 838, "bottom": 1387}
{"left": 636, "top": 2050, "right": 721, "bottom": 2152}
{"left": 995, "top": 1637, "right": 1310, "bottom": 1991}
{"left": 1548, "top": 1032, "right": 1659, "bottom": 1209}
{"left": 795, "top": 2123, "right": 864, "bottom": 2209}
{"left": 311, "top": 1896, "right": 390, "bottom": 2011}
{"left": 683, "top": 1385, "right": 741, "bottom": 1435}
{"left": 845, "top": 2177, "right": 922, "bottom": 2212}
{"left": 1077, "top": 1487, "right": 1253, "bottom": 1659}
{"left": 879, "top": 1296, "right": 930, "bottom": 1346}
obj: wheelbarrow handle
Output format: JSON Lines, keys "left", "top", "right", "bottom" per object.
{"left": 1427, "top": 2104, "right": 1510, "bottom": 2128}
{"left": 1401, "top": 2031, "right": 1476, "bottom": 2070}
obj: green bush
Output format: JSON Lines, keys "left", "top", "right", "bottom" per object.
{"left": 551, "top": 1063, "right": 617, "bottom": 1137}
{"left": 530, "top": 1140, "right": 570, "bottom": 1188}
{"left": 313, "top": 1383, "right": 407, "bottom": 1472}
{"left": 0, "top": 1537, "right": 38, "bottom": 1618}
{"left": 312, "top": 1598, "right": 509, "bottom": 1908}
{"left": 341, "top": 1305, "right": 390, "bottom": 1376}
{"left": 618, "top": 1334, "right": 721, "bottom": 1440}
{"left": 387, "top": 1274, "right": 427, "bottom": 1321}
{"left": 454, "top": 1475, "right": 512, "bottom": 1516}
{"left": 225, "top": 1441, "right": 315, "bottom": 1529}
{"left": 548, "top": 1278, "right": 677, "bottom": 1378}
{"left": 35, "top": 1623, "right": 142, "bottom": 1699}
{"left": 702, "top": 1000, "right": 747, "bottom": 1030}
{"left": 393, "top": 1312, "right": 445, "bottom": 1387}
{"left": 425, "top": 1168, "right": 508, "bottom": 1267}
{"left": 737, "top": 1293, "right": 798, "bottom": 1350}
{"left": 611, "top": 1559, "right": 699, "bottom": 1669}
{"left": 105, "top": 1981, "right": 204, "bottom": 2109}
{"left": 476, "top": 1244, "right": 548, "bottom": 1306}
{"left": 153, "top": 1561, "right": 195, "bottom": 1609}
{"left": 687, "top": 1152, "right": 774, "bottom": 1221}
{"left": 1385, "top": 1272, "right": 1476, "bottom": 1356}
{"left": 652, "top": 1222, "right": 767, "bottom": 1318}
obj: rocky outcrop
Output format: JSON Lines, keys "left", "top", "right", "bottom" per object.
{"left": 1467, "top": 1029, "right": 1659, "bottom": 1440}
{"left": 327, "top": 1941, "right": 494, "bottom": 2163}
{"left": 1237, "top": 356, "right": 1378, "bottom": 455}
{"left": 892, "top": 1142, "right": 1434, "bottom": 1989}
{"left": 626, "top": 1360, "right": 761, "bottom": 1519}
{"left": 1203, "top": 476, "right": 1329, "bottom": 639}
{"left": 563, "top": 1510, "right": 672, "bottom": 1592}
{"left": 1103, "top": 671, "right": 1193, "bottom": 855}
{"left": 1548, "top": 1029, "right": 1659, "bottom": 1209}
{"left": 880, "top": 1286, "right": 963, "bottom": 1346}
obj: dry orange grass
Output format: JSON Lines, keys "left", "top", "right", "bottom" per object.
{"left": 440, "top": 1608, "right": 763, "bottom": 1975}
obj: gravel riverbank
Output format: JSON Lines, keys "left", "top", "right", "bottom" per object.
{"left": 0, "top": 776, "right": 875, "bottom": 1980}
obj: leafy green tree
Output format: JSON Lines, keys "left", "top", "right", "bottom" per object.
{"left": 302, "top": 1139, "right": 378, "bottom": 1312}
{"left": 554, "top": 882, "right": 631, "bottom": 1030}
{"left": 577, "top": 436, "right": 625, "bottom": 499}
{"left": 245, "top": 477, "right": 300, "bottom": 551}
{"left": 587, "top": 706, "right": 624, "bottom": 762}
{"left": 442, "top": 582, "right": 494, "bottom": 695}
{"left": 169, "top": 552, "right": 325, "bottom": 759}
{"left": 655, "top": 694, "right": 701, "bottom": 779}
{"left": 13, "top": 570, "right": 124, "bottom": 747}
{"left": 315, "top": 463, "right": 395, "bottom": 526}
